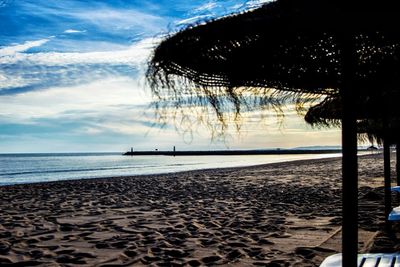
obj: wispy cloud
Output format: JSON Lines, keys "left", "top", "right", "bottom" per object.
{"left": 175, "top": 0, "right": 263, "bottom": 28}
{"left": 0, "top": 0, "right": 342, "bottom": 152}
{"left": 0, "top": 0, "right": 13, "bottom": 8}
{"left": 0, "top": 73, "right": 174, "bottom": 152}
{"left": 0, "top": 37, "right": 156, "bottom": 66}
{"left": 0, "top": 71, "right": 39, "bottom": 90}
{"left": 244, "top": 0, "right": 274, "bottom": 9}
{"left": 0, "top": 76, "right": 150, "bottom": 123}
{"left": 0, "top": 37, "right": 158, "bottom": 95}
{"left": 71, "top": 8, "right": 166, "bottom": 34}
{"left": 64, "top": 29, "right": 86, "bottom": 34}
{"left": 0, "top": 39, "right": 50, "bottom": 56}
{"left": 176, "top": 15, "right": 213, "bottom": 26}
{"left": 13, "top": 1, "right": 168, "bottom": 40}
{"left": 194, "top": 1, "right": 218, "bottom": 12}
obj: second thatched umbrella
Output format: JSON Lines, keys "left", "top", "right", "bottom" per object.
{"left": 148, "top": 0, "right": 400, "bottom": 265}
{"left": 305, "top": 95, "right": 400, "bottom": 226}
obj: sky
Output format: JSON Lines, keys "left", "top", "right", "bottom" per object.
{"left": 0, "top": 0, "right": 342, "bottom": 153}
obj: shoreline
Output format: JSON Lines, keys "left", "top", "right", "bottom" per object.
{"left": 0, "top": 153, "right": 390, "bottom": 266}
{"left": 1, "top": 153, "right": 346, "bottom": 188}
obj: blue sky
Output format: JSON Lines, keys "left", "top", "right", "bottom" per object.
{"left": 0, "top": 0, "right": 341, "bottom": 153}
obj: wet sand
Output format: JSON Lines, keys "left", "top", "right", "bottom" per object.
{"left": 0, "top": 153, "right": 395, "bottom": 266}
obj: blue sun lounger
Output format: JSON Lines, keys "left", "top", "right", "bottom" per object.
{"left": 389, "top": 186, "right": 400, "bottom": 221}
{"left": 389, "top": 206, "right": 400, "bottom": 221}
{"left": 392, "top": 186, "right": 400, "bottom": 193}
{"left": 319, "top": 253, "right": 400, "bottom": 267}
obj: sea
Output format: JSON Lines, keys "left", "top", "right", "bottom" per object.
{"left": 0, "top": 152, "right": 344, "bottom": 186}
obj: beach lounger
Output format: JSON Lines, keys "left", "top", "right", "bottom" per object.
{"left": 389, "top": 187, "right": 400, "bottom": 221}
{"left": 389, "top": 206, "right": 400, "bottom": 221}
{"left": 319, "top": 253, "right": 400, "bottom": 267}
{"left": 392, "top": 186, "right": 400, "bottom": 193}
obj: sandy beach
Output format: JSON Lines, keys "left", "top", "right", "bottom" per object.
{"left": 0, "top": 153, "right": 396, "bottom": 266}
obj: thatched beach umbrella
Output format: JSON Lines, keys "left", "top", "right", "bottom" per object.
{"left": 357, "top": 120, "right": 400, "bottom": 206}
{"left": 147, "top": 0, "right": 400, "bottom": 265}
{"left": 149, "top": 1, "right": 400, "bottom": 95}
{"left": 305, "top": 96, "right": 400, "bottom": 224}
{"left": 305, "top": 95, "right": 400, "bottom": 142}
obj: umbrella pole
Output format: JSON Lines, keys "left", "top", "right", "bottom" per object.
{"left": 397, "top": 142, "right": 400, "bottom": 186}
{"left": 340, "top": 34, "right": 358, "bottom": 266}
{"left": 384, "top": 138, "right": 391, "bottom": 230}
{"left": 341, "top": 96, "right": 358, "bottom": 266}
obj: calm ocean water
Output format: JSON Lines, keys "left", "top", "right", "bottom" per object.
{"left": 0, "top": 152, "right": 343, "bottom": 186}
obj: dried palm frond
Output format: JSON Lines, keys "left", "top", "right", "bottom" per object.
{"left": 147, "top": 0, "right": 400, "bottom": 135}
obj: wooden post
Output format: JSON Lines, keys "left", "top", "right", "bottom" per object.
{"left": 384, "top": 138, "right": 391, "bottom": 228}
{"left": 341, "top": 93, "right": 358, "bottom": 266}
{"left": 340, "top": 27, "right": 358, "bottom": 266}
{"left": 397, "top": 142, "right": 400, "bottom": 186}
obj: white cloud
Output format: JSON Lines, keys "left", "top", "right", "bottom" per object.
{"left": 0, "top": 37, "right": 157, "bottom": 66}
{"left": 0, "top": 39, "right": 50, "bottom": 56}
{"left": 0, "top": 37, "right": 158, "bottom": 92}
{"left": 0, "top": 71, "right": 39, "bottom": 89}
{"left": 17, "top": 1, "right": 167, "bottom": 35}
{"left": 194, "top": 2, "right": 218, "bottom": 12}
{"left": 177, "top": 1, "right": 231, "bottom": 27}
{"left": 79, "top": 127, "right": 104, "bottom": 135}
{"left": 0, "top": 76, "right": 150, "bottom": 122}
{"left": 91, "top": 122, "right": 145, "bottom": 135}
{"left": 176, "top": 15, "right": 213, "bottom": 26}
{"left": 64, "top": 29, "right": 86, "bottom": 34}
{"left": 69, "top": 8, "right": 166, "bottom": 33}
{"left": 245, "top": 0, "right": 274, "bottom": 9}
{"left": 0, "top": 74, "right": 342, "bottom": 149}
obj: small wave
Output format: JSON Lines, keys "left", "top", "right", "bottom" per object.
{"left": 165, "top": 163, "right": 193, "bottom": 167}
{"left": 0, "top": 165, "right": 141, "bottom": 177}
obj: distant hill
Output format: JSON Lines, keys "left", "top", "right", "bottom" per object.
{"left": 292, "top": 145, "right": 374, "bottom": 150}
